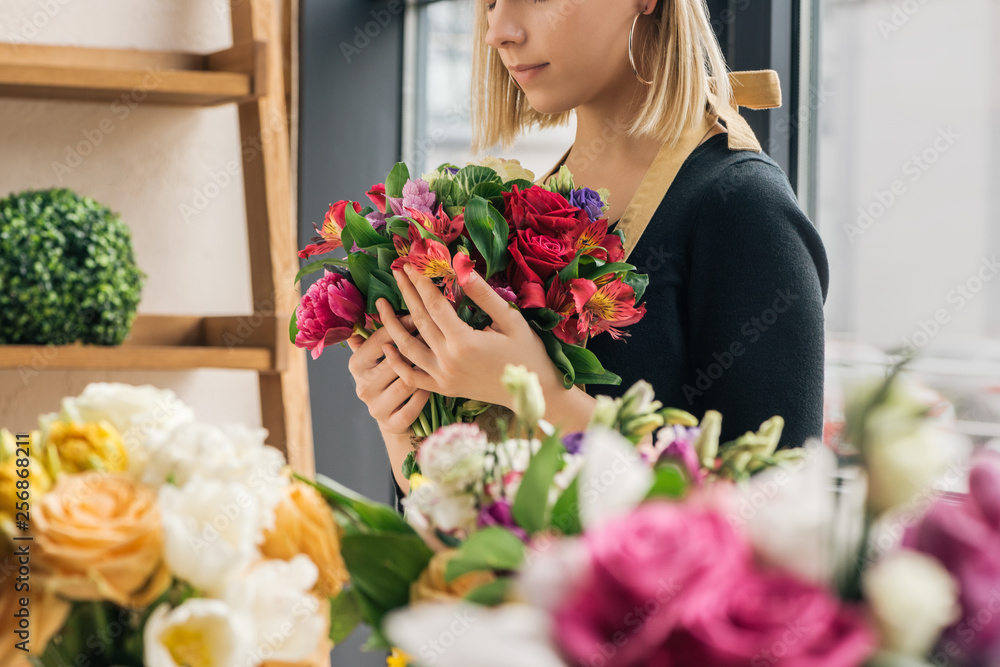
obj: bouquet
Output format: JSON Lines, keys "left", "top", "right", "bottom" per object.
{"left": 2, "top": 383, "right": 344, "bottom": 667}
{"left": 301, "top": 364, "right": 807, "bottom": 660}
{"left": 291, "top": 157, "right": 648, "bottom": 437}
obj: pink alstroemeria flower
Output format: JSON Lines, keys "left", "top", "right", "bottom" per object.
{"left": 366, "top": 183, "right": 387, "bottom": 214}
{"left": 518, "top": 275, "right": 585, "bottom": 345}
{"left": 403, "top": 205, "right": 465, "bottom": 245}
{"left": 298, "top": 200, "right": 362, "bottom": 259}
{"left": 568, "top": 277, "right": 647, "bottom": 340}
{"left": 392, "top": 237, "right": 475, "bottom": 302}
{"left": 571, "top": 218, "right": 625, "bottom": 264}
{"left": 294, "top": 270, "right": 366, "bottom": 360}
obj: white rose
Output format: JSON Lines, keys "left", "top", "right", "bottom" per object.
{"left": 144, "top": 599, "right": 253, "bottom": 667}
{"left": 862, "top": 550, "right": 960, "bottom": 657}
{"left": 865, "top": 419, "right": 963, "bottom": 516}
{"left": 159, "top": 479, "right": 261, "bottom": 593}
{"left": 223, "top": 555, "right": 328, "bottom": 664}
{"left": 142, "top": 422, "right": 288, "bottom": 530}
{"left": 50, "top": 382, "right": 195, "bottom": 477}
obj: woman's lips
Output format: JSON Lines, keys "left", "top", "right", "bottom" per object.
{"left": 510, "top": 63, "right": 549, "bottom": 84}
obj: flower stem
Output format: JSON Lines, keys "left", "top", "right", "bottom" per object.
{"left": 353, "top": 325, "right": 372, "bottom": 340}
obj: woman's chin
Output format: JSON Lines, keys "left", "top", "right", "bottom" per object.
{"left": 521, "top": 93, "right": 572, "bottom": 117}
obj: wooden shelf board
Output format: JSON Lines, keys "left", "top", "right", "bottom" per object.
{"left": 0, "top": 344, "right": 273, "bottom": 371}
{"left": 0, "top": 42, "right": 262, "bottom": 107}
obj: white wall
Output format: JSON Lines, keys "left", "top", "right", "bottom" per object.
{"left": 0, "top": 1, "right": 261, "bottom": 433}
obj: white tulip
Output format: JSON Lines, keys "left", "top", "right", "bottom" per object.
{"left": 142, "top": 421, "right": 288, "bottom": 531}
{"left": 223, "top": 555, "right": 327, "bottom": 664}
{"left": 863, "top": 550, "right": 961, "bottom": 657}
{"left": 158, "top": 479, "right": 261, "bottom": 594}
{"left": 144, "top": 599, "right": 252, "bottom": 667}
{"left": 385, "top": 602, "right": 567, "bottom": 667}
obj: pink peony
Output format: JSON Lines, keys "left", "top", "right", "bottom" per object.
{"left": 294, "top": 270, "right": 366, "bottom": 360}
{"left": 553, "top": 502, "right": 750, "bottom": 666}
{"left": 904, "top": 452, "right": 1000, "bottom": 661}
{"left": 663, "top": 566, "right": 875, "bottom": 667}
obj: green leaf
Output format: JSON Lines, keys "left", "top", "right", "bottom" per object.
{"left": 344, "top": 204, "right": 392, "bottom": 251}
{"left": 297, "top": 473, "right": 413, "bottom": 534}
{"left": 463, "top": 196, "right": 509, "bottom": 278}
{"left": 377, "top": 246, "right": 398, "bottom": 272}
{"left": 328, "top": 587, "right": 364, "bottom": 644}
{"left": 562, "top": 342, "right": 621, "bottom": 386}
{"left": 348, "top": 252, "right": 378, "bottom": 297}
{"left": 621, "top": 271, "right": 650, "bottom": 304}
{"left": 385, "top": 163, "right": 410, "bottom": 198}
{"left": 402, "top": 450, "right": 419, "bottom": 480}
{"left": 454, "top": 165, "right": 503, "bottom": 196}
{"left": 502, "top": 178, "right": 535, "bottom": 192}
{"left": 577, "top": 259, "right": 636, "bottom": 282}
{"left": 522, "top": 307, "right": 562, "bottom": 332}
{"left": 535, "top": 328, "right": 575, "bottom": 388}
{"left": 288, "top": 308, "right": 299, "bottom": 344}
{"left": 557, "top": 250, "right": 585, "bottom": 283}
{"left": 444, "top": 527, "right": 526, "bottom": 582}
{"left": 511, "top": 433, "right": 565, "bottom": 534}
{"left": 295, "top": 257, "right": 348, "bottom": 284}
{"left": 463, "top": 578, "right": 513, "bottom": 606}
{"left": 366, "top": 269, "right": 403, "bottom": 313}
{"left": 550, "top": 476, "right": 582, "bottom": 535}
{"left": 341, "top": 533, "right": 434, "bottom": 613}
{"left": 646, "top": 462, "right": 689, "bottom": 499}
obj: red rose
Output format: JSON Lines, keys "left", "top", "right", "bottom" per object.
{"left": 508, "top": 228, "right": 576, "bottom": 292}
{"left": 504, "top": 185, "right": 586, "bottom": 235}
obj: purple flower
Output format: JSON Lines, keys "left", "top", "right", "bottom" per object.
{"left": 904, "top": 452, "right": 1000, "bottom": 660}
{"left": 656, "top": 425, "right": 704, "bottom": 484}
{"left": 569, "top": 187, "right": 605, "bottom": 223}
{"left": 394, "top": 178, "right": 436, "bottom": 216}
{"left": 477, "top": 499, "right": 527, "bottom": 541}
{"left": 562, "top": 432, "right": 585, "bottom": 456}
{"left": 365, "top": 210, "right": 387, "bottom": 231}
{"left": 487, "top": 276, "right": 517, "bottom": 304}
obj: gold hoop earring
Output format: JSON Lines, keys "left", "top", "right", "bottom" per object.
{"left": 629, "top": 11, "right": 653, "bottom": 85}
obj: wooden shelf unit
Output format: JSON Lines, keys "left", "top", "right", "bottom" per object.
{"left": 0, "top": 0, "right": 314, "bottom": 474}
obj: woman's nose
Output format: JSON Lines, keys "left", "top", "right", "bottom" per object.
{"left": 484, "top": 1, "right": 527, "bottom": 51}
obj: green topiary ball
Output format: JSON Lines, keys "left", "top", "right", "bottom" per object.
{"left": 0, "top": 188, "right": 146, "bottom": 345}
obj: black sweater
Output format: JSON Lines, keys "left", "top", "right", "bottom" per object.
{"left": 585, "top": 132, "right": 830, "bottom": 450}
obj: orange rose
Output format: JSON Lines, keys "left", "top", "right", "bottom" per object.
{"left": 0, "top": 579, "right": 70, "bottom": 666}
{"left": 34, "top": 472, "right": 171, "bottom": 608}
{"left": 261, "top": 482, "right": 350, "bottom": 599}
{"left": 410, "top": 549, "right": 495, "bottom": 603}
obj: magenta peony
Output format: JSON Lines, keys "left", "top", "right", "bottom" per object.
{"left": 294, "top": 269, "right": 366, "bottom": 360}
{"left": 663, "top": 566, "right": 875, "bottom": 667}
{"left": 552, "top": 502, "right": 750, "bottom": 666}
{"left": 904, "top": 452, "right": 1000, "bottom": 661}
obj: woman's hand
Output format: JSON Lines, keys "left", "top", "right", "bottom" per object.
{"left": 346, "top": 317, "right": 429, "bottom": 438}
{"left": 376, "top": 264, "right": 597, "bottom": 431}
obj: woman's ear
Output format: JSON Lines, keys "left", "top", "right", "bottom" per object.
{"left": 640, "top": 0, "right": 659, "bottom": 15}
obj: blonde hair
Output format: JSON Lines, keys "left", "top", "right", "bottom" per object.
{"left": 470, "top": 0, "right": 735, "bottom": 154}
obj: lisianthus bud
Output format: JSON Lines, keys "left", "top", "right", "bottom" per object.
{"left": 694, "top": 410, "right": 722, "bottom": 466}
{"left": 589, "top": 396, "right": 622, "bottom": 430}
{"left": 501, "top": 364, "right": 546, "bottom": 426}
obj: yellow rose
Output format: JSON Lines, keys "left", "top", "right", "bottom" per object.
{"left": 34, "top": 472, "right": 171, "bottom": 608}
{"left": 410, "top": 549, "right": 495, "bottom": 603}
{"left": 42, "top": 420, "right": 128, "bottom": 477}
{"left": 0, "top": 580, "right": 70, "bottom": 666}
{"left": 474, "top": 156, "right": 536, "bottom": 183}
{"left": 261, "top": 482, "right": 350, "bottom": 599}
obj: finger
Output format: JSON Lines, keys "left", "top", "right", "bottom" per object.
{"left": 393, "top": 268, "right": 446, "bottom": 350}
{"left": 368, "top": 376, "right": 421, "bottom": 423}
{"left": 376, "top": 299, "right": 438, "bottom": 372}
{"left": 383, "top": 342, "right": 439, "bottom": 394}
{"left": 385, "top": 388, "right": 431, "bottom": 434}
{"left": 457, "top": 269, "right": 521, "bottom": 333}
{"left": 401, "top": 263, "right": 470, "bottom": 340}
{"left": 346, "top": 334, "right": 365, "bottom": 353}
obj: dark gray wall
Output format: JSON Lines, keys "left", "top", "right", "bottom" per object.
{"left": 299, "top": 0, "right": 405, "bottom": 664}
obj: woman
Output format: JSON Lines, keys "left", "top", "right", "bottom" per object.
{"left": 347, "top": 0, "right": 829, "bottom": 497}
